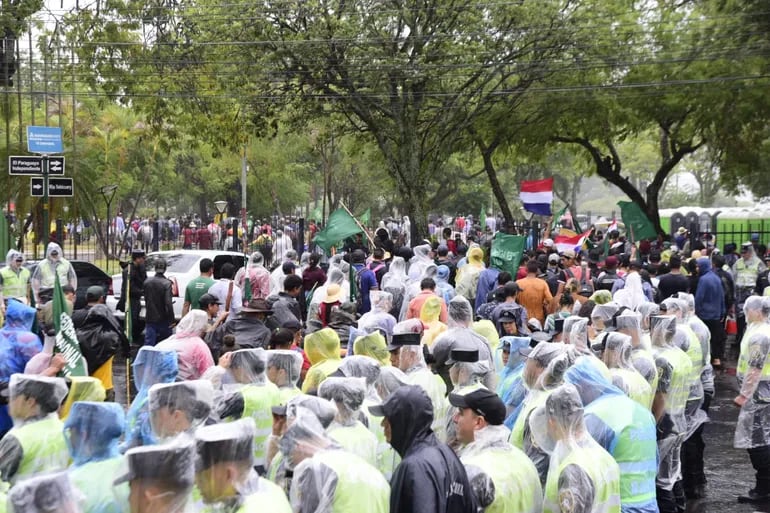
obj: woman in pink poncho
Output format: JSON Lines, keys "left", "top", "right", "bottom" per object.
{"left": 156, "top": 309, "right": 214, "bottom": 380}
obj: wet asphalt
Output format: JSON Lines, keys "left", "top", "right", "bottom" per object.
{"left": 111, "top": 340, "right": 767, "bottom": 512}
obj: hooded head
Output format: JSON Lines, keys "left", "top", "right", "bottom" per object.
{"left": 374, "top": 366, "right": 408, "bottom": 401}
{"left": 247, "top": 251, "right": 264, "bottom": 268}
{"left": 64, "top": 401, "right": 125, "bottom": 466}
{"left": 369, "top": 291, "right": 393, "bottom": 315}
{"left": 3, "top": 300, "right": 37, "bottom": 331}
{"left": 45, "top": 242, "right": 64, "bottom": 262}
{"left": 267, "top": 350, "right": 304, "bottom": 388}
{"left": 696, "top": 256, "right": 711, "bottom": 274}
{"left": 353, "top": 332, "right": 390, "bottom": 366}
{"left": 436, "top": 265, "right": 450, "bottom": 283}
{"left": 305, "top": 328, "right": 342, "bottom": 366}
{"left": 339, "top": 355, "right": 381, "bottom": 387}
{"left": 6, "top": 249, "right": 24, "bottom": 269}
{"left": 468, "top": 246, "right": 484, "bottom": 266}
{"left": 603, "top": 332, "right": 634, "bottom": 370}
{"left": 132, "top": 346, "right": 179, "bottom": 392}
{"left": 370, "top": 385, "right": 433, "bottom": 457}
{"left": 174, "top": 309, "right": 209, "bottom": 338}
{"left": 318, "top": 377, "right": 367, "bottom": 425}
{"left": 448, "top": 296, "right": 474, "bottom": 328}
{"left": 565, "top": 356, "right": 623, "bottom": 406}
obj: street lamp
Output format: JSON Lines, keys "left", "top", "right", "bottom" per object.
{"left": 214, "top": 200, "right": 227, "bottom": 250}
{"left": 99, "top": 184, "right": 118, "bottom": 273}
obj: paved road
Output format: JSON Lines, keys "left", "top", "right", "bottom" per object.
{"left": 112, "top": 344, "right": 766, "bottom": 512}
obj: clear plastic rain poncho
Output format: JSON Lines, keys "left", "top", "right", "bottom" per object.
{"left": 375, "top": 366, "right": 409, "bottom": 401}
{"left": 613, "top": 272, "right": 647, "bottom": 310}
{"left": 64, "top": 401, "right": 125, "bottom": 513}
{"left": 148, "top": 380, "right": 214, "bottom": 440}
{"left": 734, "top": 323, "right": 770, "bottom": 449}
{"left": 195, "top": 417, "right": 292, "bottom": 512}
{"left": 650, "top": 315, "right": 693, "bottom": 491}
{"left": 448, "top": 295, "right": 474, "bottom": 328}
{"left": 2, "top": 250, "right": 28, "bottom": 303}
{"left": 30, "top": 242, "right": 77, "bottom": 301}
{"left": 267, "top": 350, "right": 304, "bottom": 404}
{"left": 567, "top": 317, "right": 592, "bottom": 354}
{"left": 591, "top": 303, "right": 620, "bottom": 332}
{"left": 115, "top": 437, "right": 196, "bottom": 513}
{"left": 1, "top": 375, "right": 69, "bottom": 484}
{"left": 408, "top": 244, "right": 434, "bottom": 283}
{"left": 155, "top": 309, "right": 214, "bottom": 381}
{"left": 636, "top": 302, "right": 660, "bottom": 354}
{"left": 432, "top": 318, "right": 496, "bottom": 392}
{"left": 398, "top": 343, "right": 449, "bottom": 441}
{"left": 237, "top": 251, "right": 271, "bottom": 300}
{"left": 8, "top": 470, "right": 83, "bottom": 513}
{"left": 123, "top": 346, "right": 178, "bottom": 450}
{"left": 318, "top": 377, "right": 378, "bottom": 467}
{"left": 381, "top": 256, "right": 408, "bottom": 318}
{"left": 529, "top": 383, "right": 622, "bottom": 513}
{"left": 678, "top": 292, "right": 715, "bottom": 396}
{"left": 662, "top": 298, "right": 706, "bottom": 414}
{"left": 497, "top": 337, "right": 530, "bottom": 422}
{"left": 302, "top": 328, "right": 343, "bottom": 393}
{"left": 281, "top": 407, "right": 390, "bottom": 513}
{"left": 603, "top": 333, "right": 654, "bottom": 409}
{"left": 738, "top": 296, "right": 770, "bottom": 380}
{"left": 615, "top": 309, "right": 658, "bottom": 390}
{"left": 357, "top": 291, "right": 397, "bottom": 341}
{"left": 567, "top": 317, "right": 613, "bottom": 381}
{"left": 353, "top": 331, "right": 390, "bottom": 366}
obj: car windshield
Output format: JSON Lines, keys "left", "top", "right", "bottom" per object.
{"left": 145, "top": 253, "right": 199, "bottom": 273}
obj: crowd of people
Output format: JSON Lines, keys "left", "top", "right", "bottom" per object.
{"left": 1, "top": 214, "right": 770, "bottom": 513}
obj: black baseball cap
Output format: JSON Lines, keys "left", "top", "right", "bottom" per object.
{"left": 448, "top": 388, "right": 506, "bottom": 426}
{"left": 387, "top": 332, "right": 421, "bottom": 351}
{"left": 446, "top": 348, "right": 479, "bottom": 365}
{"left": 198, "top": 293, "right": 221, "bottom": 307}
{"left": 498, "top": 310, "right": 518, "bottom": 323}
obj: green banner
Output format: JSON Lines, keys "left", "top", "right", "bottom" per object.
{"left": 617, "top": 201, "right": 657, "bottom": 242}
{"left": 490, "top": 232, "right": 527, "bottom": 275}
{"left": 358, "top": 208, "right": 371, "bottom": 228}
{"left": 313, "top": 208, "right": 363, "bottom": 253}
{"left": 53, "top": 273, "right": 89, "bottom": 377}
{"left": 551, "top": 205, "right": 567, "bottom": 231}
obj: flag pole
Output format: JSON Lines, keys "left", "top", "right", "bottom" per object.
{"left": 125, "top": 262, "right": 132, "bottom": 406}
{"left": 339, "top": 201, "right": 376, "bottom": 249}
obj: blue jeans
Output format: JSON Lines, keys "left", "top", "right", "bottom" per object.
{"left": 144, "top": 322, "right": 172, "bottom": 346}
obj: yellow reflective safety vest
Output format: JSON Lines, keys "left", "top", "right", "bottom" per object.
{"left": 70, "top": 457, "right": 124, "bottom": 513}
{"left": 0, "top": 267, "right": 30, "bottom": 300}
{"left": 738, "top": 324, "right": 770, "bottom": 379}
{"left": 9, "top": 415, "right": 69, "bottom": 483}
{"left": 310, "top": 449, "right": 390, "bottom": 513}
{"left": 610, "top": 368, "right": 654, "bottom": 410}
{"left": 462, "top": 445, "right": 543, "bottom": 513}
{"left": 240, "top": 382, "right": 281, "bottom": 468}
{"left": 510, "top": 389, "right": 552, "bottom": 449}
{"left": 543, "top": 444, "right": 621, "bottom": 513}
{"left": 327, "top": 421, "right": 379, "bottom": 468}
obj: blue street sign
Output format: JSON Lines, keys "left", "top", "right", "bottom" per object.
{"left": 26, "top": 126, "right": 63, "bottom": 154}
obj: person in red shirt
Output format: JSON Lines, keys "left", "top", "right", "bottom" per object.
{"left": 197, "top": 224, "right": 213, "bottom": 249}
{"left": 182, "top": 222, "right": 197, "bottom": 249}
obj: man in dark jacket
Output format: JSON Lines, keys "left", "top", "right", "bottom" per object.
{"left": 695, "top": 256, "right": 726, "bottom": 367}
{"left": 117, "top": 249, "right": 147, "bottom": 345}
{"left": 208, "top": 298, "right": 273, "bottom": 359}
{"left": 266, "top": 274, "right": 303, "bottom": 329}
{"left": 369, "top": 385, "right": 477, "bottom": 513}
{"left": 143, "top": 257, "right": 175, "bottom": 346}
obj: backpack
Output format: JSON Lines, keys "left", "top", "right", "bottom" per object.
{"left": 354, "top": 267, "right": 366, "bottom": 311}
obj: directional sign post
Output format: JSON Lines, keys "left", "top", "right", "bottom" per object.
{"left": 8, "top": 156, "right": 65, "bottom": 176}
{"left": 30, "top": 177, "right": 73, "bottom": 197}
{"left": 26, "top": 126, "right": 64, "bottom": 247}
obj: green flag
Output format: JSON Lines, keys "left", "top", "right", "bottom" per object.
{"left": 313, "top": 209, "right": 362, "bottom": 253}
{"left": 617, "top": 201, "right": 657, "bottom": 242}
{"left": 480, "top": 205, "right": 485, "bottom": 225}
{"left": 551, "top": 205, "right": 567, "bottom": 231}
{"left": 0, "top": 214, "right": 9, "bottom": 258}
{"left": 572, "top": 210, "right": 583, "bottom": 234}
{"left": 358, "top": 208, "right": 371, "bottom": 228}
{"left": 243, "top": 255, "right": 252, "bottom": 301}
{"left": 53, "top": 273, "right": 89, "bottom": 377}
{"left": 490, "top": 232, "right": 527, "bottom": 276}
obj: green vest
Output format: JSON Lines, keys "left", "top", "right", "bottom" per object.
{"left": 610, "top": 368, "right": 654, "bottom": 410}
{"left": 738, "top": 324, "right": 770, "bottom": 378}
{"left": 510, "top": 390, "right": 551, "bottom": 449}
{"left": 543, "top": 445, "right": 621, "bottom": 513}
{"left": 631, "top": 348, "right": 659, "bottom": 392}
{"left": 38, "top": 258, "right": 72, "bottom": 288}
{"left": 327, "top": 421, "right": 379, "bottom": 468}
{"left": 735, "top": 258, "right": 760, "bottom": 289}
{"left": 240, "top": 382, "right": 280, "bottom": 468}
{"left": 586, "top": 396, "right": 658, "bottom": 509}
{"left": 276, "top": 386, "right": 301, "bottom": 406}
{"left": 9, "top": 415, "right": 69, "bottom": 482}
{"left": 363, "top": 399, "right": 400, "bottom": 480}
{"left": 681, "top": 324, "right": 704, "bottom": 383}
{"left": 406, "top": 368, "right": 448, "bottom": 441}
{"left": 462, "top": 446, "right": 543, "bottom": 513}
{"left": 70, "top": 457, "right": 124, "bottom": 513}
{"left": 0, "top": 267, "right": 30, "bottom": 300}
{"left": 312, "top": 450, "right": 390, "bottom": 513}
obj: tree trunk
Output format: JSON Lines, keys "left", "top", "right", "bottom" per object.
{"left": 473, "top": 133, "right": 514, "bottom": 229}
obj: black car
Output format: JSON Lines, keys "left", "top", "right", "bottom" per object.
{"left": 2, "top": 260, "right": 113, "bottom": 310}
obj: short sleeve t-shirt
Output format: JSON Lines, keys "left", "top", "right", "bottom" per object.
{"left": 184, "top": 276, "right": 215, "bottom": 309}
